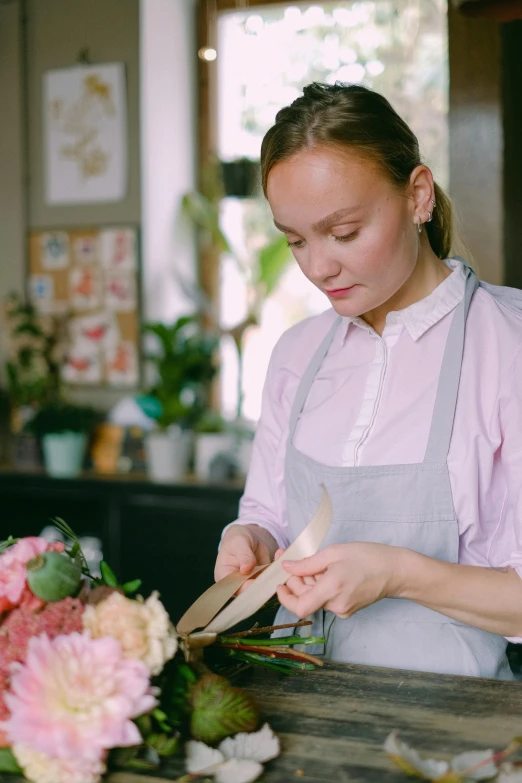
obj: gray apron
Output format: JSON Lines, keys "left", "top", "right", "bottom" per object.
{"left": 274, "top": 264, "right": 513, "bottom": 679}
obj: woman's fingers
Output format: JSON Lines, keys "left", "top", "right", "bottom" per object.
{"left": 277, "top": 576, "right": 333, "bottom": 618}
{"left": 282, "top": 549, "right": 333, "bottom": 577}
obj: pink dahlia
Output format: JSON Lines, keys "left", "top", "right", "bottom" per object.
{"left": 0, "top": 538, "right": 65, "bottom": 613}
{"left": 3, "top": 632, "right": 156, "bottom": 760}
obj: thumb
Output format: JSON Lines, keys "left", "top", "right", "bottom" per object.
{"left": 233, "top": 539, "right": 257, "bottom": 574}
{"left": 282, "top": 549, "right": 332, "bottom": 577}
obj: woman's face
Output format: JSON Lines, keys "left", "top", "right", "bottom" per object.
{"left": 266, "top": 145, "right": 422, "bottom": 318}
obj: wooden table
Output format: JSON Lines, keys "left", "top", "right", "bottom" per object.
{"left": 103, "top": 661, "right": 522, "bottom": 783}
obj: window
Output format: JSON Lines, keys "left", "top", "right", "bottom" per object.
{"left": 214, "top": 1, "right": 448, "bottom": 421}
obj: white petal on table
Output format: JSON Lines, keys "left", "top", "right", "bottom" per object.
{"left": 215, "top": 758, "right": 264, "bottom": 783}
{"left": 186, "top": 740, "right": 225, "bottom": 775}
{"left": 219, "top": 723, "right": 280, "bottom": 763}
{"left": 451, "top": 749, "right": 497, "bottom": 780}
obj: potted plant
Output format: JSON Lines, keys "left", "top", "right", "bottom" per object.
{"left": 25, "top": 401, "right": 99, "bottom": 478}
{"left": 193, "top": 411, "right": 234, "bottom": 481}
{"left": 2, "top": 293, "right": 69, "bottom": 469}
{"left": 142, "top": 315, "right": 220, "bottom": 482}
{"left": 181, "top": 161, "right": 291, "bottom": 419}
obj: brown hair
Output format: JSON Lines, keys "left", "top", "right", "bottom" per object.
{"left": 260, "top": 82, "right": 452, "bottom": 260}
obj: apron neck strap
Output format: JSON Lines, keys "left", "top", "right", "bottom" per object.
{"left": 287, "top": 262, "right": 478, "bottom": 460}
{"left": 288, "top": 315, "right": 342, "bottom": 441}
{"left": 423, "top": 266, "right": 479, "bottom": 463}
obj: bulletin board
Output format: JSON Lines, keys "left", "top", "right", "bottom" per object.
{"left": 28, "top": 226, "right": 140, "bottom": 388}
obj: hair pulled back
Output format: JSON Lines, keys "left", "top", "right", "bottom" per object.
{"left": 260, "top": 82, "right": 452, "bottom": 260}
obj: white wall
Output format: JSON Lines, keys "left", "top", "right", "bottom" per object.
{"left": 140, "top": 0, "right": 198, "bottom": 324}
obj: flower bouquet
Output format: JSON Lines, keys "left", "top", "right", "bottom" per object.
{"left": 0, "top": 502, "right": 331, "bottom": 783}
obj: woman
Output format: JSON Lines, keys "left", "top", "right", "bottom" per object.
{"left": 215, "top": 82, "right": 522, "bottom": 679}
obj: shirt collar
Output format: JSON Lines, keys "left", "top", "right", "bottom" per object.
{"left": 341, "top": 257, "right": 466, "bottom": 342}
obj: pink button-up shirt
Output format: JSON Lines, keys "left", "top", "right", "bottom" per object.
{"left": 226, "top": 259, "right": 522, "bottom": 642}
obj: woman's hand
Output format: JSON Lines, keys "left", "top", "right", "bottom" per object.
{"left": 215, "top": 524, "right": 278, "bottom": 593}
{"left": 276, "top": 542, "right": 404, "bottom": 619}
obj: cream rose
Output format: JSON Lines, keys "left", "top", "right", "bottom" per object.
{"left": 83, "top": 590, "right": 178, "bottom": 675}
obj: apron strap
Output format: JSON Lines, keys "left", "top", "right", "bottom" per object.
{"left": 288, "top": 315, "right": 343, "bottom": 442}
{"left": 423, "top": 266, "right": 479, "bottom": 464}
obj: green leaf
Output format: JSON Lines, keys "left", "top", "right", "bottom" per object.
{"left": 146, "top": 733, "right": 179, "bottom": 757}
{"left": 256, "top": 235, "right": 291, "bottom": 296}
{"left": 122, "top": 578, "right": 142, "bottom": 594}
{"left": 100, "top": 560, "right": 119, "bottom": 587}
{"left": 51, "top": 518, "right": 90, "bottom": 574}
{"left": 0, "top": 536, "right": 19, "bottom": 555}
{"left": 0, "top": 748, "right": 22, "bottom": 773}
{"left": 190, "top": 673, "right": 259, "bottom": 744}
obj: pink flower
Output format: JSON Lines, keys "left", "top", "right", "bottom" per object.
{"left": 3, "top": 632, "right": 156, "bottom": 760}
{"left": 0, "top": 538, "right": 65, "bottom": 614}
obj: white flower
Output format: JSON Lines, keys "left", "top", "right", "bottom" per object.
{"left": 499, "top": 763, "right": 522, "bottom": 782}
{"left": 384, "top": 732, "right": 496, "bottom": 781}
{"left": 83, "top": 590, "right": 178, "bottom": 676}
{"left": 186, "top": 723, "right": 280, "bottom": 783}
{"left": 13, "top": 743, "right": 106, "bottom": 783}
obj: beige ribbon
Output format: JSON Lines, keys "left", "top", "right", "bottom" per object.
{"left": 175, "top": 487, "right": 333, "bottom": 657}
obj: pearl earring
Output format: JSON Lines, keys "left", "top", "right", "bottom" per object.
{"left": 417, "top": 217, "right": 422, "bottom": 234}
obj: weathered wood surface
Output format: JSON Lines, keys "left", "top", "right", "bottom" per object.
{"left": 4, "top": 661, "right": 522, "bottom": 783}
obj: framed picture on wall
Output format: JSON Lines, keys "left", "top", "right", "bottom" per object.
{"left": 43, "top": 62, "right": 127, "bottom": 204}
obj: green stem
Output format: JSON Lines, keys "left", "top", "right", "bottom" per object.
{"left": 218, "top": 635, "right": 324, "bottom": 647}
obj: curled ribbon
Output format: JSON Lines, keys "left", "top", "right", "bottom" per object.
{"left": 175, "top": 487, "right": 333, "bottom": 659}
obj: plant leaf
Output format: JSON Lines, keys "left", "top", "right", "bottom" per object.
{"left": 256, "top": 235, "right": 291, "bottom": 296}
{"left": 100, "top": 560, "right": 119, "bottom": 587}
{"left": 51, "top": 517, "right": 90, "bottom": 573}
{"left": 0, "top": 748, "right": 23, "bottom": 773}
{"left": 122, "top": 579, "right": 142, "bottom": 594}
{"left": 0, "top": 536, "right": 19, "bottom": 555}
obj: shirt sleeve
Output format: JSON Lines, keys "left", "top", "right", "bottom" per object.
{"left": 494, "top": 343, "right": 522, "bottom": 643}
{"left": 220, "top": 334, "right": 293, "bottom": 550}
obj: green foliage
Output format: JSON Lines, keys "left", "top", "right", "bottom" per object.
{"left": 193, "top": 410, "right": 228, "bottom": 434}
{"left": 3, "top": 293, "right": 68, "bottom": 408}
{"left": 255, "top": 234, "right": 292, "bottom": 297}
{"left": 143, "top": 315, "right": 220, "bottom": 430}
{"left": 190, "top": 673, "right": 259, "bottom": 745}
{"left": 0, "top": 748, "right": 22, "bottom": 773}
{"left": 159, "top": 660, "right": 198, "bottom": 732}
{"left": 24, "top": 401, "right": 100, "bottom": 437}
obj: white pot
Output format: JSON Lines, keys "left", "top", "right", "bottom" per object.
{"left": 236, "top": 439, "right": 253, "bottom": 476}
{"left": 194, "top": 433, "right": 234, "bottom": 481}
{"left": 145, "top": 428, "right": 192, "bottom": 483}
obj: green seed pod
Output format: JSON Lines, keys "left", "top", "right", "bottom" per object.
{"left": 190, "top": 673, "right": 259, "bottom": 745}
{"left": 26, "top": 551, "right": 82, "bottom": 602}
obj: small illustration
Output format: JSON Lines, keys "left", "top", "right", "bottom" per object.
{"left": 106, "top": 341, "right": 138, "bottom": 387}
{"left": 69, "top": 266, "right": 102, "bottom": 310}
{"left": 40, "top": 233, "right": 69, "bottom": 270}
{"left": 99, "top": 228, "right": 136, "bottom": 270}
{"left": 105, "top": 271, "right": 136, "bottom": 312}
{"left": 69, "top": 312, "right": 119, "bottom": 352}
{"left": 62, "top": 341, "right": 102, "bottom": 384}
{"left": 73, "top": 235, "right": 98, "bottom": 265}
{"left": 28, "top": 275, "right": 55, "bottom": 311}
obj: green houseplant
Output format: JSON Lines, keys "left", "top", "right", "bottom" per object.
{"left": 2, "top": 293, "right": 70, "bottom": 470}
{"left": 25, "top": 401, "right": 99, "bottom": 478}
{"left": 142, "top": 315, "right": 220, "bottom": 482}
{"left": 181, "top": 159, "right": 292, "bottom": 419}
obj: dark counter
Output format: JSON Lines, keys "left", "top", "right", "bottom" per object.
{"left": 0, "top": 469, "right": 243, "bottom": 623}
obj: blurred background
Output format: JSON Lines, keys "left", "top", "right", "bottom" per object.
{"left": 0, "top": 0, "right": 521, "bottom": 623}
